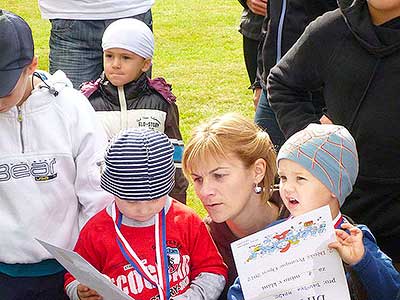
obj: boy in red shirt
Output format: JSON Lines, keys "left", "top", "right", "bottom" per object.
{"left": 65, "top": 128, "right": 227, "bottom": 300}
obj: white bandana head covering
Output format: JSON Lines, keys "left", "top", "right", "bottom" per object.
{"left": 102, "top": 18, "right": 154, "bottom": 59}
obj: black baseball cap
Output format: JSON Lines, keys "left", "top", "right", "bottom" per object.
{"left": 0, "top": 10, "right": 34, "bottom": 97}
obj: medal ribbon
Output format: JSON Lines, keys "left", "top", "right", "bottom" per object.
{"left": 112, "top": 201, "right": 170, "bottom": 300}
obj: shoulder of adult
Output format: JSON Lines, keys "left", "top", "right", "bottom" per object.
{"left": 303, "top": 8, "right": 348, "bottom": 44}
{"left": 203, "top": 218, "right": 237, "bottom": 245}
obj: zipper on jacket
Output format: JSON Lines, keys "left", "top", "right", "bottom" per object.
{"left": 17, "top": 106, "right": 25, "bottom": 153}
{"left": 276, "top": 0, "right": 287, "bottom": 63}
{"left": 117, "top": 86, "right": 128, "bottom": 131}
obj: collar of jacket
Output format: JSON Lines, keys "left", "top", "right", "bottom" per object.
{"left": 100, "top": 72, "right": 149, "bottom": 106}
{"left": 340, "top": 0, "right": 400, "bottom": 57}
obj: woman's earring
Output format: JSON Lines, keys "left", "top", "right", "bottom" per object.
{"left": 254, "top": 183, "right": 262, "bottom": 194}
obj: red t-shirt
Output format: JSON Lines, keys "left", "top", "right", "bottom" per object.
{"left": 65, "top": 200, "right": 227, "bottom": 300}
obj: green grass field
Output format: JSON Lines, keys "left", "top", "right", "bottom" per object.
{"left": 1, "top": 0, "right": 254, "bottom": 216}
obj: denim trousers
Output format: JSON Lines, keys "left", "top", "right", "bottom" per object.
{"left": 49, "top": 10, "right": 153, "bottom": 88}
{"left": 254, "top": 88, "right": 286, "bottom": 151}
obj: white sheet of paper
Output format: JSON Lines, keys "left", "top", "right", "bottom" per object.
{"left": 231, "top": 205, "right": 351, "bottom": 300}
{"left": 36, "top": 239, "right": 134, "bottom": 300}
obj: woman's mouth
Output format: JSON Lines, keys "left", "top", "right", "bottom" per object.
{"left": 205, "top": 203, "right": 223, "bottom": 210}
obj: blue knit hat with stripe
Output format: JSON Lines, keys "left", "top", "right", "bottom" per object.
{"left": 101, "top": 128, "right": 175, "bottom": 201}
{"left": 277, "top": 124, "right": 359, "bottom": 206}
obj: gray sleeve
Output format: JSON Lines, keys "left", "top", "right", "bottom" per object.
{"left": 65, "top": 280, "right": 81, "bottom": 300}
{"left": 173, "top": 272, "right": 226, "bottom": 300}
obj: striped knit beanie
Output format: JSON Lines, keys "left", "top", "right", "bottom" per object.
{"left": 277, "top": 124, "right": 359, "bottom": 206}
{"left": 101, "top": 128, "right": 175, "bottom": 201}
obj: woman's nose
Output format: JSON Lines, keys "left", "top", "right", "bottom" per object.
{"left": 198, "top": 180, "right": 215, "bottom": 200}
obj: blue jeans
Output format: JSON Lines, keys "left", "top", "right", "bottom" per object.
{"left": 254, "top": 89, "right": 286, "bottom": 151}
{"left": 49, "top": 10, "right": 153, "bottom": 88}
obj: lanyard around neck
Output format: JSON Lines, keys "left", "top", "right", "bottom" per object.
{"left": 111, "top": 202, "right": 170, "bottom": 300}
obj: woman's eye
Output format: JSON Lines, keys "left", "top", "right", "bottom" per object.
{"left": 214, "top": 173, "right": 225, "bottom": 180}
{"left": 192, "top": 177, "right": 203, "bottom": 183}
{"left": 279, "top": 175, "right": 286, "bottom": 182}
{"left": 122, "top": 56, "right": 131, "bottom": 60}
{"left": 297, "top": 176, "right": 306, "bottom": 181}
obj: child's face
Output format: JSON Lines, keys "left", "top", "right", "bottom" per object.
{"left": 115, "top": 195, "right": 167, "bottom": 222}
{"left": 278, "top": 159, "right": 339, "bottom": 219}
{"left": 190, "top": 154, "right": 259, "bottom": 224}
{"left": 103, "top": 48, "right": 151, "bottom": 86}
{"left": 0, "top": 68, "right": 31, "bottom": 112}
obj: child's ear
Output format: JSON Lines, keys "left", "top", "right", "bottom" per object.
{"left": 26, "top": 56, "right": 38, "bottom": 75}
{"left": 254, "top": 158, "right": 267, "bottom": 184}
{"left": 141, "top": 58, "right": 152, "bottom": 73}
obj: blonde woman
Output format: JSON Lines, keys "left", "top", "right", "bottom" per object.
{"left": 182, "top": 113, "right": 289, "bottom": 300}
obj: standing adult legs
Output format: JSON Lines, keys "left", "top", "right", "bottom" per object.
{"left": 49, "top": 10, "right": 153, "bottom": 89}
{"left": 254, "top": 89, "right": 286, "bottom": 150}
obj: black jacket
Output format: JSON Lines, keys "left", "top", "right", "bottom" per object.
{"left": 237, "top": 0, "right": 264, "bottom": 41}
{"left": 268, "top": 0, "right": 400, "bottom": 258}
{"left": 84, "top": 73, "right": 188, "bottom": 204}
{"left": 257, "top": 0, "right": 338, "bottom": 88}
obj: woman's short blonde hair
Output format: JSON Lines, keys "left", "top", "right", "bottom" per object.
{"left": 182, "top": 113, "right": 276, "bottom": 199}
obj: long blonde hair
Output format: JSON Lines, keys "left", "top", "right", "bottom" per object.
{"left": 183, "top": 113, "right": 276, "bottom": 199}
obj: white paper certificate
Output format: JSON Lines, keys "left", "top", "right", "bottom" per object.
{"left": 37, "top": 239, "right": 134, "bottom": 300}
{"left": 231, "top": 205, "right": 351, "bottom": 300}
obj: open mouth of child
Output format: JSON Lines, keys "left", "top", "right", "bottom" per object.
{"left": 288, "top": 198, "right": 299, "bottom": 208}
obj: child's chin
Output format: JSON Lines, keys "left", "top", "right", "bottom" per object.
{"left": 131, "top": 215, "right": 153, "bottom": 222}
{"left": 288, "top": 206, "right": 304, "bottom": 217}
{"left": 109, "top": 79, "right": 130, "bottom": 87}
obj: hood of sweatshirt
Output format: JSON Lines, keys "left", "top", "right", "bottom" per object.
{"left": 339, "top": 0, "right": 400, "bottom": 57}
